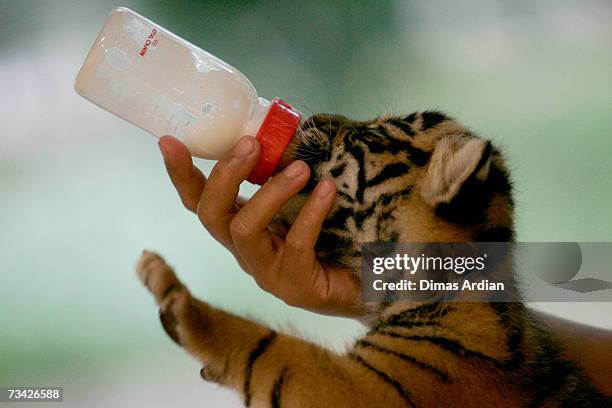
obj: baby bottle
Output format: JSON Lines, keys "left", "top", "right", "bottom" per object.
{"left": 75, "top": 7, "right": 301, "bottom": 185}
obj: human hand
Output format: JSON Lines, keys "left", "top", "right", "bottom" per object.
{"left": 157, "top": 135, "right": 362, "bottom": 318}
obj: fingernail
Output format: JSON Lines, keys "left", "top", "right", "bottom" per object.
{"left": 316, "top": 180, "right": 334, "bottom": 198}
{"left": 284, "top": 161, "right": 306, "bottom": 178}
{"left": 234, "top": 137, "right": 254, "bottom": 158}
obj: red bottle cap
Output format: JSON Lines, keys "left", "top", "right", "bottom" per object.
{"left": 247, "top": 98, "right": 301, "bottom": 185}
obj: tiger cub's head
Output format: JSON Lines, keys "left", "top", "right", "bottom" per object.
{"left": 278, "top": 111, "right": 514, "bottom": 270}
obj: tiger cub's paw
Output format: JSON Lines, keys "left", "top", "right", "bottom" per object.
{"left": 136, "top": 250, "right": 196, "bottom": 346}
{"left": 135, "top": 251, "right": 227, "bottom": 384}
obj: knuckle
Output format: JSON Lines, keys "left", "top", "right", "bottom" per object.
{"left": 312, "top": 276, "right": 335, "bottom": 305}
{"left": 209, "top": 160, "right": 234, "bottom": 181}
{"left": 252, "top": 267, "right": 282, "bottom": 294}
{"left": 229, "top": 216, "right": 252, "bottom": 239}
{"left": 197, "top": 207, "right": 216, "bottom": 228}
{"left": 198, "top": 213, "right": 227, "bottom": 238}
{"left": 253, "top": 273, "right": 277, "bottom": 294}
{"left": 285, "top": 233, "right": 308, "bottom": 252}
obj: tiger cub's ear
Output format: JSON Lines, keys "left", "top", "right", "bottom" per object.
{"left": 420, "top": 134, "right": 492, "bottom": 207}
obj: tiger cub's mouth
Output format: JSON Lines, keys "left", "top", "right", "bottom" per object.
{"left": 275, "top": 118, "right": 333, "bottom": 183}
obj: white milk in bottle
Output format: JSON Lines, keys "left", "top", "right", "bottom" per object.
{"left": 75, "top": 7, "right": 301, "bottom": 184}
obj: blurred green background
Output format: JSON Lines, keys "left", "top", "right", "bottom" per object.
{"left": 1, "top": 0, "right": 610, "bottom": 406}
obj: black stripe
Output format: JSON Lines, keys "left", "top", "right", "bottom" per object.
{"left": 270, "top": 367, "right": 288, "bottom": 408}
{"left": 372, "top": 125, "right": 430, "bottom": 164}
{"left": 344, "top": 132, "right": 429, "bottom": 209}
{"left": 404, "top": 142, "right": 430, "bottom": 166}
{"left": 402, "top": 302, "right": 444, "bottom": 318}
{"left": 379, "top": 317, "right": 442, "bottom": 331}
{"left": 315, "top": 232, "right": 358, "bottom": 258}
{"left": 371, "top": 126, "right": 412, "bottom": 155}
{"left": 388, "top": 119, "right": 415, "bottom": 136}
{"left": 336, "top": 191, "right": 354, "bottom": 203}
{"left": 325, "top": 187, "right": 412, "bottom": 235}
{"left": 244, "top": 331, "right": 277, "bottom": 407}
{"left": 379, "top": 187, "right": 412, "bottom": 206}
{"left": 404, "top": 112, "right": 417, "bottom": 123}
{"left": 356, "top": 340, "right": 450, "bottom": 383}
{"left": 473, "top": 226, "right": 514, "bottom": 242}
{"left": 356, "top": 125, "right": 401, "bottom": 154}
{"left": 400, "top": 301, "right": 444, "bottom": 316}
{"left": 345, "top": 136, "right": 367, "bottom": 204}
{"left": 376, "top": 124, "right": 394, "bottom": 140}
{"left": 421, "top": 111, "right": 448, "bottom": 130}
{"left": 355, "top": 186, "right": 412, "bottom": 228}
{"left": 362, "top": 129, "right": 390, "bottom": 153}
{"left": 366, "top": 162, "right": 411, "bottom": 187}
{"left": 376, "top": 208, "right": 396, "bottom": 241}
{"left": 159, "top": 306, "right": 181, "bottom": 346}
{"left": 489, "top": 302, "right": 525, "bottom": 370}
{"left": 377, "top": 331, "right": 502, "bottom": 367}
{"left": 323, "top": 206, "right": 352, "bottom": 230}
{"left": 373, "top": 302, "right": 448, "bottom": 331}
{"left": 352, "top": 206, "right": 376, "bottom": 229}
{"left": 330, "top": 163, "right": 346, "bottom": 177}
{"left": 349, "top": 352, "right": 416, "bottom": 407}
{"left": 346, "top": 129, "right": 428, "bottom": 203}
{"left": 161, "top": 283, "right": 181, "bottom": 299}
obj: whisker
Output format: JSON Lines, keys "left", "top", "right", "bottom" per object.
{"left": 287, "top": 95, "right": 316, "bottom": 119}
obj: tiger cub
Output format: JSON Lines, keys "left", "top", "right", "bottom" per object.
{"left": 136, "top": 112, "right": 610, "bottom": 407}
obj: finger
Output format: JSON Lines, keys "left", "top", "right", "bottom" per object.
{"left": 159, "top": 136, "right": 206, "bottom": 213}
{"left": 229, "top": 161, "right": 310, "bottom": 264}
{"left": 275, "top": 181, "right": 338, "bottom": 299}
{"left": 284, "top": 180, "right": 336, "bottom": 251}
{"left": 197, "top": 136, "right": 260, "bottom": 246}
